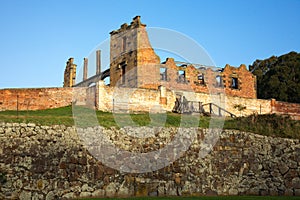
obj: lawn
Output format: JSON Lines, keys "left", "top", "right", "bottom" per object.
{"left": 0, "top": 106, "right": 299, "bottom": 139}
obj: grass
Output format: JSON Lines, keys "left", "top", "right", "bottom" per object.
{"left": 79, "top": 196, "right": 300, "bottom": 200}
{"left": 224, "top": 114, "right": 300, "bottom": 139}
{"left": 0, "top": 106, "right": 299, "bottom": 139}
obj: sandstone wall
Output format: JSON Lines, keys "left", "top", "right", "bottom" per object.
{"left": 181, "top": 91, "right": 271, "bottom": 117}
{"left": 0, "top": 123, "right": 299, "bottom": 199}
{"left": 96, "top": 84, "right": 271, "bottom": 117}
{"left": 96, "top": 83, "right": 176, "bottom": 113}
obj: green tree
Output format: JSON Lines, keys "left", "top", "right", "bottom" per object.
{"left": 249, "top": 51, "right": 300, "bottom": 103}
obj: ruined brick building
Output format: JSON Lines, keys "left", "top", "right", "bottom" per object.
{"left": 63, "top": 58, "right": 77, "bottom": 87}
{"left": 1, "top": 16, "right": 299, "bottom": 119}
{"left": 65, "top": 16, "right": 257, "bottom": 100}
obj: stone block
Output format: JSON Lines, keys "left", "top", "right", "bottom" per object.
{"left": 292, "top": 177, "right": 300, "bottom": 189}
{"left": 92, "top": 189, "right": 105, "bottom": 197}
{"left": 295, "top": 189, "right": 300, "bottom": 196}
{"left": 19, "top": 191, "right": 32, "bottom": 200}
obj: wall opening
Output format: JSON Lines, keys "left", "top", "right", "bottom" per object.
{"left": 122, "top": 37, "right": 127, "bottom": 52}
{"left": 216, "top": 75, "right": 223, "bottom": 87}
{"left": 231, "top": 77, "right": 239, "bottom": 89}
{"left": 103, "top": 77, "right": 110, "bottom": 85}
{"left": 160, "top": 68, "right": 167, "bottom": 81}
{"left": 122, "top": 65, "right": 126, "bottom": 85}
{"left": 177, "top": 70, "right": 186, "bottom": 83}
{"left": 195, "top": 73, "right": 205, "bottom": 85}
{"left": 88, "top": 82, "right": 96, "bottom": 87}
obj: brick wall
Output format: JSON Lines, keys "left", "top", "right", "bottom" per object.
{"left": 1, "top": 85, "right": 299, "bottom": 120}
{"left": 0, "top": 88, "right": 73, "bottom": 111}
{"left": 109, "top": 16, "right": 160, "bottom": 88}
{"left": 137, "top": 59, "right": 257, "bottom": 99}
{"left": 108, "top": 16, "right": 257, "bottom": 100}
{"left": 271, "top": 99, "right": 300, "bottom": 120}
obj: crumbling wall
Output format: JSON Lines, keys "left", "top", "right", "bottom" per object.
{"left": 222, "top": 64, "right": 257, "bottom": 99}
{"left": 135, "top": 58, "right": 257, "bottom": 99}
{"left": 63, "top": 58, "right": 77, "bottom": 88}
{"left": 109, "top": 16, "right": 160, "bottom": 88}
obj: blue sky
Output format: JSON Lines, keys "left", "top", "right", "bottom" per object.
{"left": 0, "top": 0, "right": 299, "bottom": 88}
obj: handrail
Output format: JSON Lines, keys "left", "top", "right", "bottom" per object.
{"left": 202, "top": 103, "right": 236, "bottom": 118}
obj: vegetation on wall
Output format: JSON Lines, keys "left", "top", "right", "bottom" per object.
{"left": 0, "top": 172, "right": 6, "bottom": 185}
{"left": 249, "top": 51, "right": 300, "bottom": 103}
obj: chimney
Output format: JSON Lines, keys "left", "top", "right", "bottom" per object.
{"left": 96, "top": 50, "right": 101, "bottom": 75}
{"left": 83, "top": 58, "right": 88, "bottom": 81}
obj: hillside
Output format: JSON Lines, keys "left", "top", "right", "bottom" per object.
{"left": 249, "top": 51, "right": 300, "bottom": 103}
{"left": 0, "top": 106, "right": 299, "bottom": 139}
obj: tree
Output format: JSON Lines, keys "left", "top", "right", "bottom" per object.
{"left": 249, "top": 51, "right": 300, "bottom": 103}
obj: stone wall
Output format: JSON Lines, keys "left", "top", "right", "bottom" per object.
{"left": 95, "top": 83, "right": 270, "bottom": 117}
{"left": 0, "top": 123, "right": 299, "bottom": 199}
{"left": 96, "top": 83, "right": 175, "bottom": 113}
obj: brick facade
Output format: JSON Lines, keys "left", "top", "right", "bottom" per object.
{"left": 109, "top": 16, "right": 160, "bottom": 88}
{"left": 1, "top": 16, "right": 299, "bottom": 120}
{"left": 109, "top": 16, "right": 257, "bottom": 99}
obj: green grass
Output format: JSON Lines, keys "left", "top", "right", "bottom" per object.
{"left": 0, "top": 106, "right": 74, "bottom": 126}
{"left": 224, "top": 114, "right": 300, "bottom": 139}
{"left": 79, "top": 196, "right": 300, "bottom": 200}
{"left": 0, "top": 106, "right": 299, "bottom": 139}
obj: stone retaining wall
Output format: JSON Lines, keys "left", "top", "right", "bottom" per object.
{"left": 0, "top": 123, "right": 299, "bottom": 199}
